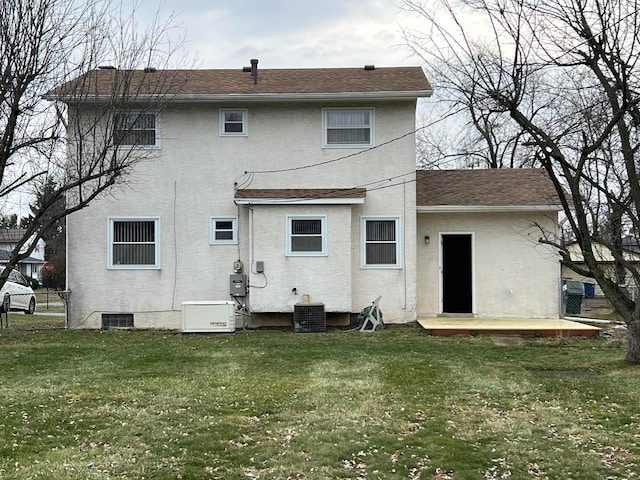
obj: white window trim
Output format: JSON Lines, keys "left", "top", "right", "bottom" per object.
{"left": 107, "top": 216, "right": 161, "bottom": 270}
{"left": 322, "top": 107, "right": 374, "bottom": 148}
{"left": 360, "top": 216, "right": 402, "bottom": 269}
{"left": 219, "top": 108, "right": 248, "bottom": 136}
{"left": 112, "top": 111, "right": 161, "bottom": 149}
{"left": 286, "top": 215, "right": 328, "bottom": 257}
{"left": 210, "top": 216, "right": 238, "bottom": 245}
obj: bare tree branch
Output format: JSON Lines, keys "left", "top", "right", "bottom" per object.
{"left": 403, "top": 0, "right": 640, "bottom": 363}
{"left": 0, "top": 0, "right": 191, "bottom": 287}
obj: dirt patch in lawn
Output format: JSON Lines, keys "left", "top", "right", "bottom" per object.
{"left": 491, "top": 336, "right": 526, "bottom": 346}
{"left": 528, "top": 369, "right": 598, "bottom": 377}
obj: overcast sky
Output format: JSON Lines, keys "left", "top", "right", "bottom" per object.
{"left": 139, "top": 0, "right": 423, "bottom": 69}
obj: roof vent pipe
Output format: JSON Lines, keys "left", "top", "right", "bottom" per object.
{"left": 364, "top": 64, "right": 375, "bottom": 71}
{"left": 250, "top": 58, "right": 258, "bottom": 84}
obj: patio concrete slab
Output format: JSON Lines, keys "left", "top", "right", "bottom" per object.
{"left": 417, "top": 317, "right": 600, "bottom": 337}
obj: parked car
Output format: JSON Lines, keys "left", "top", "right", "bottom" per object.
{"left": 0, "top": 268, "right": 36, "bottom": 314}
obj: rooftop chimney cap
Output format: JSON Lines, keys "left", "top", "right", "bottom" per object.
{"left": 250, "top": 58, "right": 258, "bottom": 85}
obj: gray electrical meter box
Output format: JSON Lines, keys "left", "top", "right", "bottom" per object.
{"left": 230, "top": 274, "right": 247, "bottom": 297}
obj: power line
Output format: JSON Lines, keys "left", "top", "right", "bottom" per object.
{"left": 242, "top": 125, "right": 430, "bottom": 176}
{"left": 233, "top": 169, "right": 423, "bottom": 205}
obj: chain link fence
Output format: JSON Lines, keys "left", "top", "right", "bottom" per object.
{"left": 561, "top": 280, "right": 637, "bottom": 319}
{"left": 0, "top": 290, "right": 68, "bottom": 330}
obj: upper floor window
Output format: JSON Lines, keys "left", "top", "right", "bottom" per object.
{"left": 113, "top": 112, "right": 159, "bottom": 147}
{"left": 108, "top": 217, "right": 161, "bottom": 269}
{"left": 361, "top": 216, "right": 401, "bottom": 268}
{"left": 323, "top": 108, "right": 374, "bottom": 147}
{"left": 220, "top": 109, "right": 248, "bottom": 136}
{"left": 286, "top": 215, "right": 327, "bottom": 256}
{"left": 210, "top": 217, "right": 238, "bottom": 245}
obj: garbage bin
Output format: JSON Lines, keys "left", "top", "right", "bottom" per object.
{"left": 563, "top": 279, "right": 584, "bottom": 315}
{"left": 584, "top": 283, "right": 596, "bottom": 298}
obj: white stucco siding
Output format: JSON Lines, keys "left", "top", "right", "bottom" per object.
{"left": 66, "top": 99, "right": 419, "bottom": 328}
{"left": 417, "top": 211, "right": 561, "bottom": 318}
{"left": 349, "top": 185, "right": 418, "bottom": 324}
{"left": 247, "top": 205, "right": 352, "bottom": 312}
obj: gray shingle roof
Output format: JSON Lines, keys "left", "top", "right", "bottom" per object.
{"left": 416, "top": 169, "right": 563, "bottom": 208}
{"left": 235, "top": 188, "right": 366, "bottom": 200}
{"left": 0, "top": 229, "right": 27, "bottom": 243}
{"left": 46, "top": 66, "right": 432, "bottom": 100}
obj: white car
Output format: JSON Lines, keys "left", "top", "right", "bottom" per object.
{"left": 0, "top": 268, "right": 36, "bottom": 315}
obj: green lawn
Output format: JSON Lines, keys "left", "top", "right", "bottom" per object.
{"left": 0, "top": 326, "right": 638, "bottom": 479}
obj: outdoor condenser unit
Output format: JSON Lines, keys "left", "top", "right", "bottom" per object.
{"left": 293, "top": 303, "right": 326, "bottom": 333}
{"left": 181, "top": 301, "right": 235, "bottom": 333}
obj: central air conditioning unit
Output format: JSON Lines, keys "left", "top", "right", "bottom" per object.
{"left": 293, "top": 303, "right": 326, "bottom": 333}
{"left": 181, "top": 301, "right": 235, "bottom": 333}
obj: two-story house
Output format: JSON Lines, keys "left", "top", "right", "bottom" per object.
{"left": 49, "top": 62, "right": 432, "bottom": 329}
{"left": 49, "top": 61, "right": 562, "bottom": 330}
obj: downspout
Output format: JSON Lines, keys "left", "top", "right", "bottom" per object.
{"left": 64, "top": 212, "right": 69, "bottom": 329}
{"left": 403, "top": 178, "right": 407, "bottom": 310}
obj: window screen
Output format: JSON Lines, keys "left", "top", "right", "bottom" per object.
{"left": 363, "top": 218, "right": 399, "bottom": 266}
{"left": 325, "top": 109, "right": 372, "bottom": 146}
{"left": 109, "top": 218, "right": 159, "bottom": 268}
{"left": 113, "top": 113, "right": 157, "bottom": 146}
{"left": 287, "top": 216, "right": 327, "bottom": 256}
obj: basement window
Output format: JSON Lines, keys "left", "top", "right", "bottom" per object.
{"left": 101, "top": 313, "right": 134, "bottom": 329}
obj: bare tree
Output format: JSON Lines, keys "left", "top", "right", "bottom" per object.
{"left": 403, "top": 0, "right": 640, "bottom": 363}
{"left": 0, "top": 0, "right": 188, "bottom": 293}
{"left": 416, "top": 77, "right": 535, "bottom": 169}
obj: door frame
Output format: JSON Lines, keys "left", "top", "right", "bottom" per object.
{"left": 439, "top": 232, "right": 476, "bottom": 314}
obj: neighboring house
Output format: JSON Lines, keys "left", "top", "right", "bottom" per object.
{"left": 49, "top": 62, "right": 563, "bottom": 329}
{"left": 416, "top": 169, "right": 562, "bottom": 318}
{"left": 562, "top": 238, "right": 640, "bottom": 299}
{"left": 0, "top": 229, "right": 46, "bottom": 280}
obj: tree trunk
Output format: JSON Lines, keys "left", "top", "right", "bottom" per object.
{"left": 626, "top": 311, "right": 640, "bottom": 364}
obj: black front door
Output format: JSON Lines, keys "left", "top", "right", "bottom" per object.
{"left": 442, "top": 234, "right": 473, "bottom": 313}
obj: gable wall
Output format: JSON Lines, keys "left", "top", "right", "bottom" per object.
{"left": 66, "top": 100, "right": 418, "bottom": 328}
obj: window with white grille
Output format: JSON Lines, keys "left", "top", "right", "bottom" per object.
{"left": 286, "top": 216, "right": 327, "bottom": 256}
{"left": 219, "top": 109, "right": 248, "bottom": 136}
{"left": 361, "top": 217, "right": 401, "bottom": 268}
{"left": 210, "top": 217, "right": 238, "bottom": 244}
{"left": 323, "top": 108, "right": 374, "bottom": 147}
{"left": 113, "top": 112, "right": 158, "bottom": 147}
{"left": 108, "top": 217, "right": 160, "bottom": 269}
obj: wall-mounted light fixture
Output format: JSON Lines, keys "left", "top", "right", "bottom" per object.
{"left": 424, "top": 235, "right": 430, "bottom": 244}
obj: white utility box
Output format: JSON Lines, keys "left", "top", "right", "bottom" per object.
{"left": 181, "top": 301, "right": 235, "bottom": 333}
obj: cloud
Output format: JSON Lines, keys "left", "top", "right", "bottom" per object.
{"left": 151, "top": 0, "right": 421, "bottom": 68}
